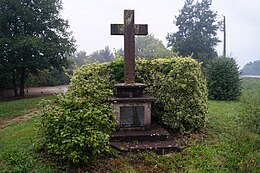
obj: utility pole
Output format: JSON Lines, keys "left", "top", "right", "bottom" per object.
{"left": 223, "top": 16, "right": 226, "bottom": 57}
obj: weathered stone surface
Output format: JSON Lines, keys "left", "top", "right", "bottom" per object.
{"left": 108, "top": 95, "right": 156, "bottom": 103}
{"left": 110, "top": 122, "right": 169, "bottom": 142}
{"left": 114, "top": 83, "right": 146, "bottom": 98}
{"left": 110, "top": 123, "right": 186, "bottom": 154}
{"left": 110, "top": 10, "right": 154, "bottom": 131}
{"left": 120, "top": 106, "right": 144, "bottom": 128}
{"left": 111, "top": 101, "right": 153, "bottom": 130}
{"left": 111, "top": 10, "right": 148, "bottom": 84}
{"left": 110, "top": 140, "right": 185, "bottom": 154}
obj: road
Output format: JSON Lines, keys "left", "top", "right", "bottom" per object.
{"left": 0, "top": 85, "right": 68, "bottom": 98}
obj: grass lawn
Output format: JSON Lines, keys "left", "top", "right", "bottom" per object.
{"left": 0, "top": 96, "right": 53, "bottom": 120}
{"left": 0, "top": 79, "right": 259, "bottom": 172}
{"left": 0, "top": 118, "right": 54, "bottom": 172}
{"left": 0, "top": 96, "right": 54, "bottom": 172}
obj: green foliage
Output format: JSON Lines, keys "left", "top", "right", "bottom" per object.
{"left": 206, "top": 56, "right": 241, "bottom": 100}
{"left": 240, "top": 91, "right": 260, "bottom": 134}
{"left": 135, "top": 34, "right": 172, "bottom": 58}
{"left": 108, "top": 57, "right": 124, "bottom": 83}
{"left": 93, "top": 99, "right": 259, "bottom": 172}
{"left": 39, "top": 57, "right": 208, "bottom": 164}
{"left": 39, "top": 63, "right": 115, "bottom": 164}
{"left": 136, "top": 58, "right": 208, "bottom": 130}
{"left": 0, "top": 118, "right": 54, "bottom": 172}
{"left": 88, "top": 46, "right": 115, "bottom": 63}
{"left": 71, "top": 47, "right": 114, "bottom": 68}
{"left": 2, "top": 79, "right": 260, "bottom": 172}
{"left": 0, "top": 0, "right": 75, "bottom": 96}
{"left": 166, "top": 0, "right": 219, "bottom": 63}
{"left": 107, "top": 57, "right": 208, "bottom": 130}
{"left": 240, "top": 78, "right": 260, "bottom": 134}
{"left": 241, "top": 60, "right": 260, "bottom": 75}
{"left": 71, "top": 51, "right": 88, "bottom": 67}
{"left": 27, "top": 68, "right": 70, "bottom": 87}
{"left": 207, "top": 101, "right": 259, "bottom": 173}
{"left": 116, "top": 34, "right": 173, "bottom": 59}
{"left": 0, "top": 74, "right": 12, "bottom": 89}
{"left": 0, "top": 96, "right": 52, "bottom": 119}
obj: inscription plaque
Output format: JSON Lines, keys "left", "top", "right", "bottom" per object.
{"left": 120, "top": 106, "right": 144, "bottom": 128}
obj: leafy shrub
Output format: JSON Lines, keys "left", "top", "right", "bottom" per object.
{"left": 40, "top": 57, "right": 209, "bottom": 164}
{"left": 108, "top": 57, "right": 124, "bottom": 83}
{"left": 108, "top": 57, "right": 208, "bottom": 130}
{"left": 136, "top": 58, "right": 208, "bottom": 131}
{"left": 39, "top": 63, "right": 115, "bottom": 164}
{"left": 206, "top": 56, "right": 241, "bottom": 100}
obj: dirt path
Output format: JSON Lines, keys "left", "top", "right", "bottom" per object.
{"left": 0, "top": 85, "right": 68, "bottom": 99}
{"left": 25, "top": 85, "right": 68, "bottom": 97}
{"left": 0, "top": 85, "right": 68, "bottom": 129}
{"left": 0, "top": 110, "right": 38, "bottom": 129}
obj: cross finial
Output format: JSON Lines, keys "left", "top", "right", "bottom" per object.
{"left": 111, "top": 10, "right": 148, "bottom": 83}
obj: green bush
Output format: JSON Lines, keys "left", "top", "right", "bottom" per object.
{"left": 136, "top": 58, "right": 208, "bottom": 130}
{"left": 108, "top": 57, "right": 124, "bottom": 84}
{"left": 109, "top": 57, "right": 208, "bottom": 130}
{"left": 39, "top": 63, "right": 115, "bottom": 164}
{"left": 206, "top": 57, "right": 241, "bottom": 100}
{"left": 39, "top": 57, "right": 209, "bottom": 164}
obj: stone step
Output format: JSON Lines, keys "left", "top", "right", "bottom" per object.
{"left": 110, "top": 122, "right": 170, "bottom": 142}
{"left": 110, "top": 140, "right": 186, "bottom": 154}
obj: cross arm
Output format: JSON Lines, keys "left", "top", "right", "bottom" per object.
{"left": 111, "top": 24, "right": 124, "bottom": 35}
{"left": 111, "top": 24, "right": 148, "bottom": 35}
{"left": 135, "top": 24, "right": 148, "bottom": 35}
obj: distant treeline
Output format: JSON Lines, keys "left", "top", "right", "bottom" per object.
{"left": 241, "top": 60, "right": 260, "bottom": 75}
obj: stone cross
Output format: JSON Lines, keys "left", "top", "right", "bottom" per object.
{"left": 111, "top": 10, "right": 148, "bottom": 84}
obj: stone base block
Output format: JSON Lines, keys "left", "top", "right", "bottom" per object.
{"left": 109, "top": 96, "right": 155, "bottom": 131}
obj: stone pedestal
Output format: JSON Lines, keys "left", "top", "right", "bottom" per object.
{"left": 110, "top": 10, "right": 154, "bottom": 131}
{"left": 109, "top": 83, "right": 155, "bottom": 131}
{"left": 114, "top": 83, "right": 146, "bottom": 98}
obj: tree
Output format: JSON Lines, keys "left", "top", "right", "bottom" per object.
{"left": 26, "top": 67, "right": 70, "bottom": 87}
{"left": 135, "top": 34, "right": 171, "bottom": 58}
{"left": 88, "top": 46, "right": 114, "bottom": 63}
{"left": 0, "top": 0, "right": 75, "bottom": 96}
{"left": 166, "top": 0, "right": 219, "bottom": 63}
{"left": 241, "top": 60, "right": 260, "bottom": 75}
{"left": 117, "top": 34, "right": 172, "bottom": 59}
{"left": 72, "top": 50, "right": 88, "bottom": 67}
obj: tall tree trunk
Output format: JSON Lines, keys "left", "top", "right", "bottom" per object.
{"left": 19, "top": 70, "right": 26, "bottom": 97}
{"left": 12, "top": 70, "right": 18, "bottom": 97}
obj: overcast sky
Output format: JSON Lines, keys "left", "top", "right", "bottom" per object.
{"left": 61, "top": 0, "right": 260, "bottom": 68}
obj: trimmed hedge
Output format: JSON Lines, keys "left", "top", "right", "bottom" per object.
{"left": 136, "top": 58, "right": 208, "bottom": 130}
{"left": 40, "top": 57, "right": 208, "bottom": 164}
{"left": 39, "top": 63, "right": 115, "bottom": 164}
{"left": 108, "top": 57, "right": 208, "bottom": 130}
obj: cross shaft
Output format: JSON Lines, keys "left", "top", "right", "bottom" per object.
{"left": 111, "top": 10, "right": 148, "bottom": 83}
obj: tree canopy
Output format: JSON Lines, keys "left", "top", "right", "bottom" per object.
{"left": 70, "top": 47, "right": 115, "bottom": 68}
{"left": 166, "top": 0, "right": 219, "bottom": 63}
{"left": 72, "top": 51, "right": 88, "bottom": 67}
{"left": 241, "top": 60, "right": 260, "bottom": 75}
{"left": 0, "top": 0, "right": 75, "bottom": 96}
{"left": 117, "top": 34, "right": 171, "bottom": 59}
{"left": 88, "top": 46, "right": 114, "bottom": 63}
{"left": 135, "top": 34, "right": 171, "bottom": 58}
